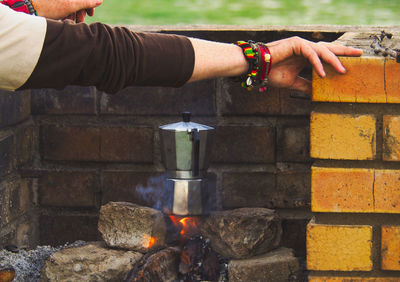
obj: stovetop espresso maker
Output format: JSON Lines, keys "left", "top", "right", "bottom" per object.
{"left": 159, "top": 112, "right": 215, "bottom": 216}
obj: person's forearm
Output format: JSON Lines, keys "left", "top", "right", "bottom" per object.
{"left": 19, "top": 19, "right": 195, "bottom": 93}
{"left": 188, "top": 38, "right": 248, "bottom": 82}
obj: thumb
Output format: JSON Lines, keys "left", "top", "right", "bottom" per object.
{"left": 289, "top": 76, "right": 312, "bottom": 94}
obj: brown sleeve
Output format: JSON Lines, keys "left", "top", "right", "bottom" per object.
{"left": 19, "top": 19, "right": 195, "bottom": 94}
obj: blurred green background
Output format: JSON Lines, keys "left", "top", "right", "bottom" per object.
{"left": 87, "top": 0, "right": 399, "bottom": 25}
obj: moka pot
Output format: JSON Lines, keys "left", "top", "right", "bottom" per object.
{"left": 159, "top": 112, "right": 214, "bottom": 215}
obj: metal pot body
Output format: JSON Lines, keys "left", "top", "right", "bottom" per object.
{"left": 159, "top": 113, "right": 214, "bottom": 178}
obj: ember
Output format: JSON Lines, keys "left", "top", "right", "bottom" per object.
{"left": 0, "top": 268, "right": 15, "bottom": 282}
{"left": 179, "top": 235, "right": 227, "bottom": 282}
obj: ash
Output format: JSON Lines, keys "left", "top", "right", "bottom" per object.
{"left": 0, "top": 241, "right": 85, "bottom": 282}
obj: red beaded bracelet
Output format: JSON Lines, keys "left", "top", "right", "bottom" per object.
{"left": 234, "top": 40, "right": 272, "bottom": 92}
{"left": 1, "top": 0, "right": 37, "bottom": 15}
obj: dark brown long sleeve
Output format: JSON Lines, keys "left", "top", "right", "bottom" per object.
{"left": 19, "top": 19, "right": 195, "bottom": 94}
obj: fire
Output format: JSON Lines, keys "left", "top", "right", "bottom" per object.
{"left": 169, "top": 215, "right": 199, "bottom": 239}
{"left": 142, "top": 234, "right": 157, "bottom": 249}
{"left": 148, "top": 236, "right": 157, "bottom": 248}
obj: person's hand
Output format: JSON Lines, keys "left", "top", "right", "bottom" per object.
{"left": 265, "top": 36, "right": 363, "bottom": 94}
{"left": 33, "top": 0, "right": 102, "bottom": 21}
{"left": 63, "top": 8, "right": 95, "bottom": 23}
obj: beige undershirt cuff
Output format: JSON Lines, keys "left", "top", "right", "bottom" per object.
{"left": 0, "top": 4, "right": 46, "bottom": 91}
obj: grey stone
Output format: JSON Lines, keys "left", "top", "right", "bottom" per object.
{"left": 198, "top": 208, "right": 282, "bottom": 259}
{"left": 228, "top": 247, "right": 301, "bottom": 282}
{"left": 98, "top": 202, "right": 166, "bottom": 252}
{"left": 40, "top": 241, "right": 142, "bottom": 282}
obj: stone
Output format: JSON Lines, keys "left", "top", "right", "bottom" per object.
{"left": 40, "top": 242, "right": 142, "bottom": 282}
{"left": 125, "top": 247, "right": 180, "bottom": 282}
{"left": 198, "top": 208, "right": 282, "bottom": 259}
{"left": 228, "top": 247, "right": 301, "bottom": 282}
{"left": 98, "top": 202, "right": 166, "bottom": 252}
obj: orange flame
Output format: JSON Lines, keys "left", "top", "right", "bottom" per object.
{"left": 169, "top": 215, "right": 199, "bottom": 239}
{"left": 142, "top": 234, "right": 157, "bottom": 249}
{"left": 148, "top": 236, "right": 157, "bottom": 248}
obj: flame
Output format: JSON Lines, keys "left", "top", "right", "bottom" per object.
{"left": 142, "top": 234, "right": 157, "bottom": 249}
{"left": 148, "top": 236, "right": 157, "bottom": 248}
{"left": 169, "top": 215, "right": 199, "bottom": 239}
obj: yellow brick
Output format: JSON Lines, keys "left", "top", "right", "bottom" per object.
{"left": 311, "top": 167, "right": 374, "bottom": 213}
{"left": 310, "top": 113, "right": 376, "bottom": 160}
{"left": 309, "top": 276, "right": 400, "bottom": 282}
{"left": 307, "top": 221, "right": 373, "bottom": 271}
{"left": 374, "top": 170, "right": 400, "bottom": 213}
{"left": 385, "top": 59, "right": 400, "bottom": 103}
{"left": 312, "top": 56, "right": 386, "bottom": 103}
{"left": 383, "top": 116, "right": 400, "bottom": 161}
{"left": 382, "top": 226, "right": 400, "bottom": 270}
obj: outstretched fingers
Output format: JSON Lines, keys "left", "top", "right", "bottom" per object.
{"left": 295, "top": 40, "right": 326, "bottom": 77}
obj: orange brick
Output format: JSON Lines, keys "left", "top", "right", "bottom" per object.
{"left": 312, "top": 56, "right": 386, "bottom": 103}
{"left": 309, "top": 276, "right": 400, "bottom": 282}
{"left": 310, "top": 113, "right": 376, "bottom": 160}
{"left": 383, "top": 116, "right": 400, "bottom": 161}
{"left": 307, "top": 221, "right": 373, "bottom": 271}
{"left": 385, "top": 59, "right": 400, "bottom": 103}
{"left": 311, "top": 167, "right": 374, "bottom": 213}
{"left": 382, "top": 226, "right": 400, "bottom": 270}
{"left": 374, "top": 170, "right": 400, "bottom": 213}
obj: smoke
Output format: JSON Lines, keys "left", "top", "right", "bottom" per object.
{"left": 135, "top": 174, "right": 167, "bottom": 211}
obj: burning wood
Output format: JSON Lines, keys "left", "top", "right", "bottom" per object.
{"left": 0, "top": 268, "right": 15, "bottom": 282}
{"left": 179, "top": 236, "right": 227, "bottom": 282}
{"left": 125, "top": 247, "right": 181, "bottom": 282}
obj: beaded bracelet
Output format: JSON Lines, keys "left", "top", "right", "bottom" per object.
{"left": 1, "top": 0, "right": 37, "bottom": 15}
{"left": 234, "top": 40, "right": 272, "bottom": 92}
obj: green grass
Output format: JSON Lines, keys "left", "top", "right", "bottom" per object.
{"left": 87, "top": 0, "right": 400, "bottom": 26}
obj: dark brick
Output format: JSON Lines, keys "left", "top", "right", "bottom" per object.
{"left": 211, "top": 126, "right": 275, "bottom": 163}
{"left": 100, "top": 80, "right": 216, "bottom": 116}
{"left": 39, "top": 215, "right": 99, "bottom": 246}
{"left": 100, "top": 127, "right": 153, "bottom": 162}
{"left": 16, "top": 125, "right": 35, "bottom": 166}
{"left": 9, "top": 179, "right": 32, "bottom": 220}
{"left": 220, "top": 79, "right": 280, "bottom": 116}
{"left": 0, "top": 90, "right": 30, "bottom": 128}
{"left": 39, "top": 171, "right": 99, "bottom": 208}
{"left": 16, "top": 219, "right": 37, "bottom": 248}
{"left": 277, "top": 120, "right": 310, "bottom": 163}
{"left": 31, "top": 86, "right": 96, "bottom": 115}
{"left": 0, "top": 136, "right": 13, "bottom": 176}
{"left": 281, "top": 217, "right": 310, "bottom": 257}
{"left": 102, "top": 171, "right": 164, "bottom": 209}
{"left": 42, "top": 125, "right": 100, "bottom": 161}
{"left": 274, "top": 171, "right": 310, "bottom": 208}
{"left": 0, "top": 186, "right": 10, "bottom": 226}
{"left": 279, "top": 88, "right": 312, "bottom": 116}
{"left": 15, "top": 90, "right": 31, "bottom": 122}
{"left": 0, "top": 228, "right": 16, "bottom": 249}
{"left": 221, "top": 172, "right": 275, "bottom": 209}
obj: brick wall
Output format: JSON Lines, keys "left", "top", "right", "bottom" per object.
{"left": 308, "top": 54, "right": 400, "bottom": 279}
{"left": 0, "top": 90, "right": 37, "bottom": 249}
{"left": 29, "top": 28, "right": 343, "bottom": 252}
{"left": 0, "top": 27, "right": 344, "bottom": 255}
